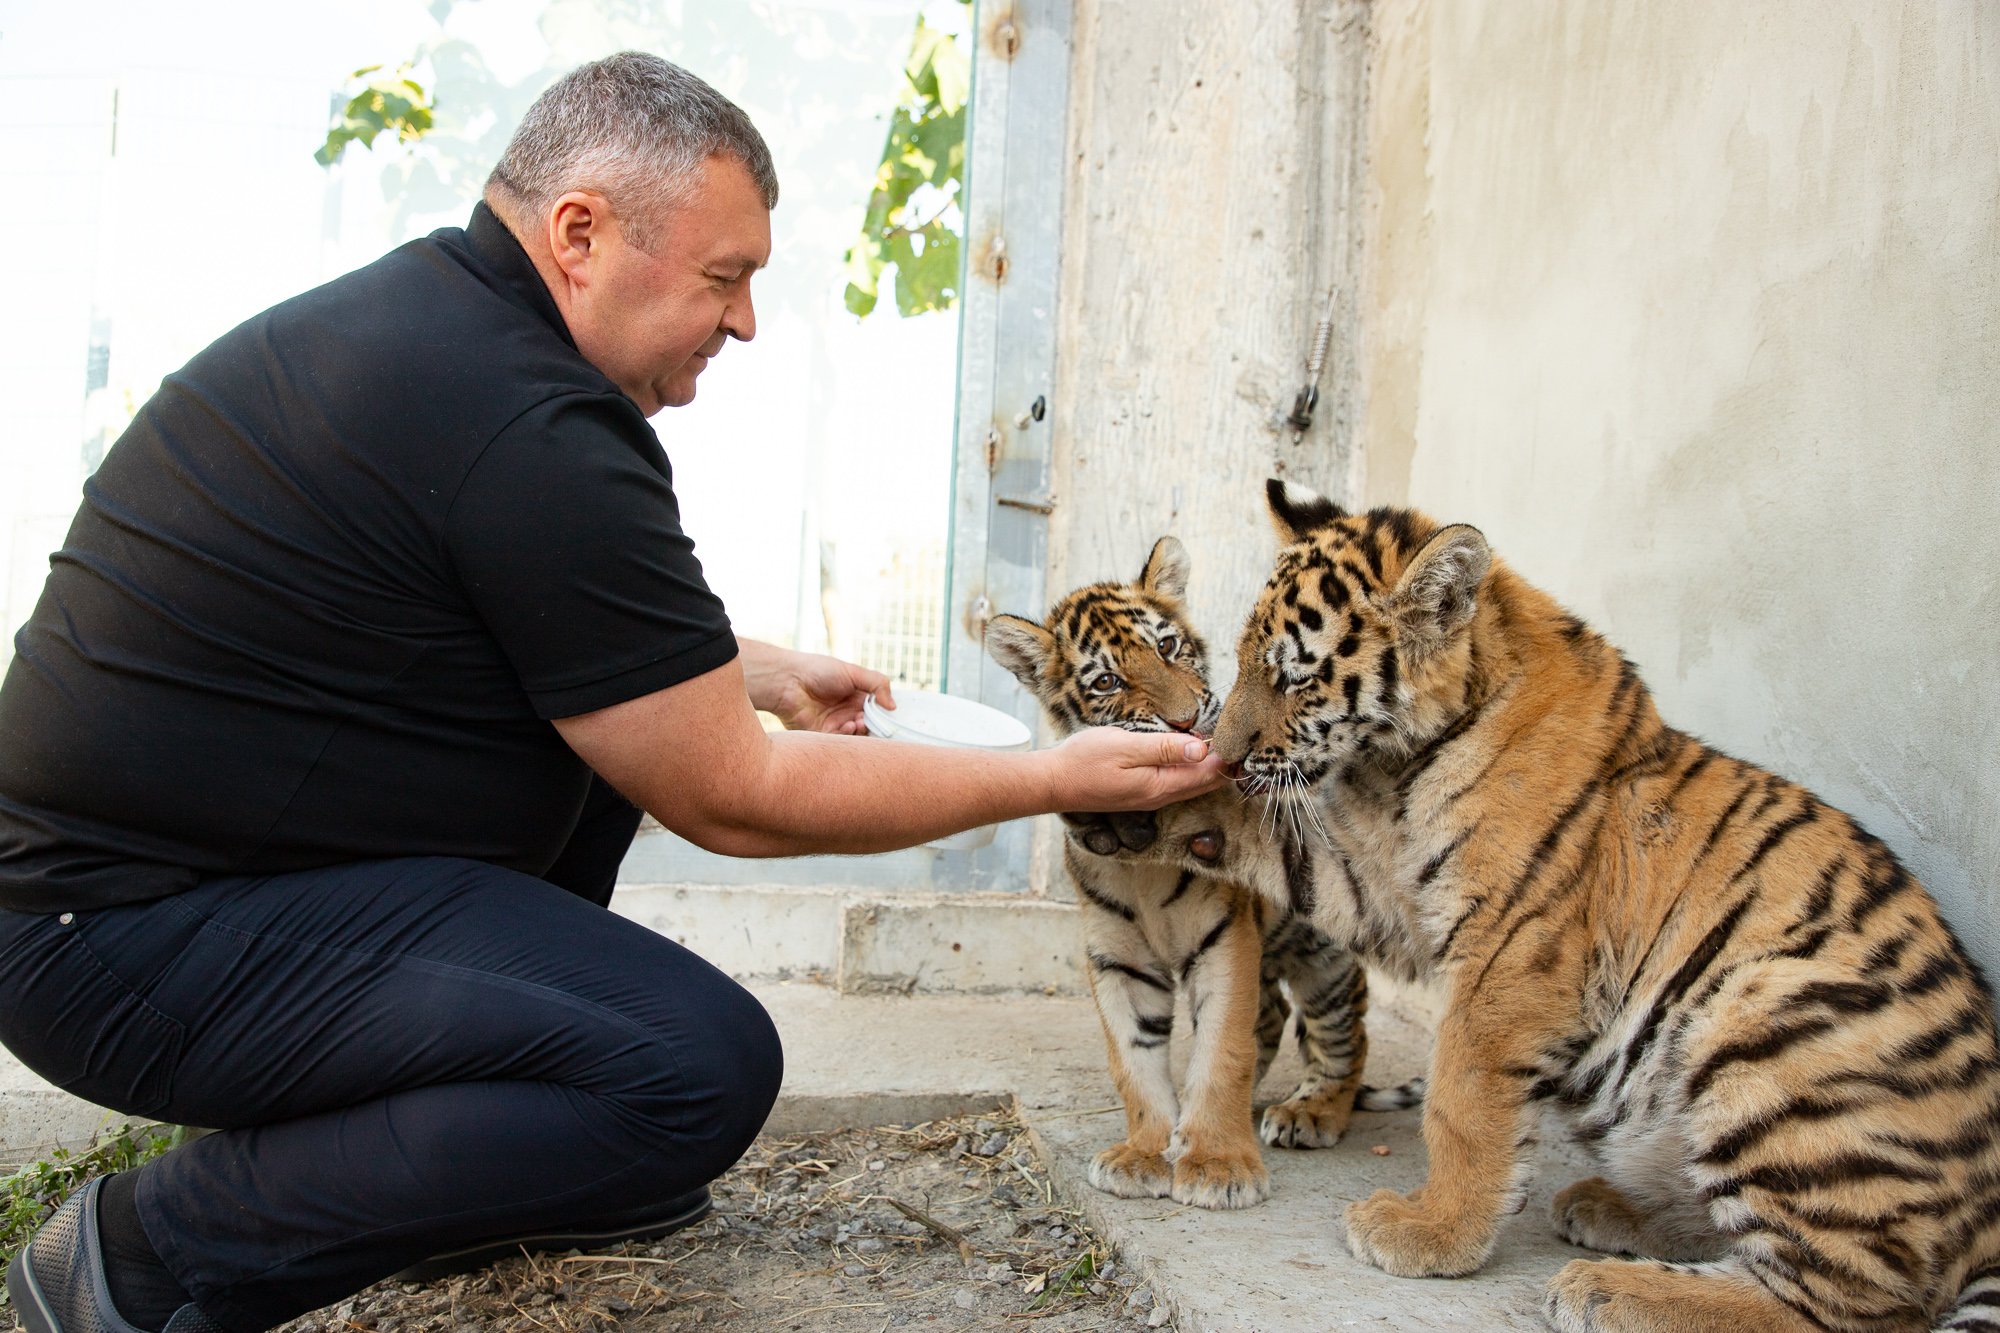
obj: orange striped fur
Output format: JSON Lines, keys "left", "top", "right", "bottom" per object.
{"left": 1199, "top": 479, "right": 2000, "bottom": 1333}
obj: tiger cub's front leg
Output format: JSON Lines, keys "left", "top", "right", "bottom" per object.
{"left": 1169, "top": 888, "right": 1271, "bottom": 1208}
{"left": 1344, "top": 977, "right": 1556, "bottom": 1277}
{"left": 1076, "top": 857, "right": 1179, "bottom": 1199}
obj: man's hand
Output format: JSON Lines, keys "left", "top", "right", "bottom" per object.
{"left": 1045, "top": 726, "right": 1230, "bottom": 811}
{"left": 737, "top": 637, "right": 893, "bottom": 734}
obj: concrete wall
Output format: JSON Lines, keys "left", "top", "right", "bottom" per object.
{"left": 611, "top": 883, "right": 1088, "bottom": 995}
{"left": 1358, "top": 1, "right": 2000, "bottom": 967}
{"left": 1049, "top": 0, "right": 1369, "bottom": 665}
{"left": 1032, "top": 0, "right": 1372, "bottom": 892}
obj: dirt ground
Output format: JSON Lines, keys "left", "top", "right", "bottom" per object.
{"left": 262, "top": 1108, "right": 1170, "bottom": 1333}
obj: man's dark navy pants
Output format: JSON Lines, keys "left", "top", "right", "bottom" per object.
{"left": 0, "top": 781, "right": 782, "bottom": 1333}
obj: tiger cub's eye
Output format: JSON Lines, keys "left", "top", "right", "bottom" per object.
{"left": 1088, "top": 671, "right": 1124, "bottom": 695}
{"left": 1157, "top": 635, "right": 1180, "bottom": 660}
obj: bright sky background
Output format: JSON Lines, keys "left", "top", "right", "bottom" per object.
{"left": 0, "top": 0, "right": 963, "bottom": 664}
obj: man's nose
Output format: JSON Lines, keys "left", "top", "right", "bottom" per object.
{"left": 727, "top": 289, "right": 757, "bottom": 343}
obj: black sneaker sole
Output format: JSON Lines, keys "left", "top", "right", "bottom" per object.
{"left": 7, "top": 1242, "right": 60, "bottom": 1333}
{"left": 392, "top": 1189, "right": 713, "bottom": 1284}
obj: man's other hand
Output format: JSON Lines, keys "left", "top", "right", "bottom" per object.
{"left": 737, "top": 637, "right": 893, "bottom": 735}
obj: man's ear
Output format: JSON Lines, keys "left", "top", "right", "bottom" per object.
{"left": 1265, "top": 478, "right": 1346, "bottom": 545}
{"left": 1390, "top": 524, "right": 1491, "bottom": 657}
{"left": 1138, "top": 536, "right": 1191, "bottom": 601}
{"left": 547, "top": 190, "right": 616, "bottom": 286}
{"left": 984, "top": 614, "right": 1057, "bottom": 692}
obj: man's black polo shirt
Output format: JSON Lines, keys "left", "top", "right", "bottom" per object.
{"left": 0, "top": 203, "right": 736, "bottom": 913}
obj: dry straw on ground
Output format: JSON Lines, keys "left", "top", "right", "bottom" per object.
{"left": 4, "top": 1111, "right": 1173, "bottom": 1333}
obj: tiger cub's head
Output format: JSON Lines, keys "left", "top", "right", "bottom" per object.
{"left": 1214, "top": 479, "right": 1492, "bottom": 790}
{"left": 983, "top": 535, "right": 1218, "bottom": 739}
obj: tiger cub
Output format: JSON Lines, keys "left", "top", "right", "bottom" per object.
{"left": 984, "top": 535, "right": 1419, "bottom": 1211}
{"left": 1200, "top": 479, "right": 2000, "bottom": 1333}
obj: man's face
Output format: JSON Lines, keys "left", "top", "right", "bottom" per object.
{"left": 554, "top": 155, "right": 771, "bottom": 416}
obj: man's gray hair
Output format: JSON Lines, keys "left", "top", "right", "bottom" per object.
{"left": 487, "top": 52, "right": 778, "bottom": 248}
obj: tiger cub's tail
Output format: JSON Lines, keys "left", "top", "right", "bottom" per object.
{"left": 1936, "top": 1266, "right": 2000, "bottom": 1332}
{"left": 1354, "top": 1077, "right": 1426, "bottom": 1114}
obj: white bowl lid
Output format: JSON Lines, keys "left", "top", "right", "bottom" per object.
{"left": 863, "top": 687, "right": 1032, "bottom": 750}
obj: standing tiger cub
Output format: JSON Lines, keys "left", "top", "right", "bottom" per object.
{"left": 1211, "top": 479, "right": 2000, "bottom": 1333}
{"left": 984, "top": 536, "right": 1420, "bottom": 1210}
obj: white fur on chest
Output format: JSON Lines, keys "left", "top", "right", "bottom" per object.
{"left": 1077, "top": 855, "right": 1226, "bottom": 961}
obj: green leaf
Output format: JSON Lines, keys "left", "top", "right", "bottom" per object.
{"left": 894, "top": 226, "right": 961, "bottom": 317}
{"left": 903, "top": 22, "right": 970, "bottom": 116}
{"left": 316, "top": 62, "right": 436, "bottom": 167}
{"left": 844, "top": 1, "right": 972, "bottom": 321}
{"left": 1027, "top": 1252, "right": 1098, "bottom": 1311}
{"left": 0, "top": 1124, "right": 183, "bottom": 1265}
{"left": 908, "top": 105, "right": 964, "bottom": 187}
{"left": 926, "top": 31, "right": 971, "bottom": 115}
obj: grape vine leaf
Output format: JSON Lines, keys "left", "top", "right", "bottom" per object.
{"left": 843, "top": 2, "right": 971, "bottom": 319}
{"left": 315, "top": 64, "right": 437, "bottom": 167}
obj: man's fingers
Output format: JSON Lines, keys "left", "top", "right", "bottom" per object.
{"left": 852, "top": 665, "right": 894, "bottom": 709}
{"left": 1161, "top": 752, "right": 1230, "bottom": 788}
{"left": 1134, "top": 755, "right": 1231, "bottom": 807}
{"left": 826, "top": 704, "right": 869, "bottom": 735}
{"left": 1153, "top": 735, "right": 1209, "bottom": 766}
{"left": 1178, "top": 753, "right": 1232, "bottom": 790}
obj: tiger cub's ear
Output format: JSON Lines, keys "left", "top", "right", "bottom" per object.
{"left": 984, "top": 614, "right": 1058, "bottom": 692}
{"left": 1138, "top": 536, "right": 1191, "bottom": 602}
{"left": 1390, "top": 524, "right": 1491, "bottom": 658}
{"left": 1264, "top": 478, "right": 1346, "bottom": 544}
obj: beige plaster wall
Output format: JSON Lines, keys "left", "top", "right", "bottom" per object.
{"left": 1358, "top": 2, "right": 2000, "bottom": 964}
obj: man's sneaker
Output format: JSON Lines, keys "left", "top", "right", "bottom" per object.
{"left": 393, "top": 1187, "right": 712, "bottom": 1284}
{"left": 5, "top": 1177, "right": 224, "bottom": 1333}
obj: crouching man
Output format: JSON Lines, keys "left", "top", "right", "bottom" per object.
{"left": 0, "top": 52, "right": 1223, "bottom": 1333}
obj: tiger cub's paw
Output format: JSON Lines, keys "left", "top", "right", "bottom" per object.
{"left": 1551, "top": 1177, "right": 1648, "bottom": 1255}
{"left": 1344, "top": 1189, "right": 1493, "bottom": 1278}
{"left": 1543, "top": 1256, "right": 1822, "bottom": 1333}
{"left": 1169, "top": 1143, "right": 1271, "bottom": 1210}
{"left": 1542, "top": 1259, "right": 1626, "bottom": 1333}
{"left": 1088, "top": 1143, "right": 1173, "bottom": 1199}
{"left": 1259, "top": 1093, "right": 1353, "bottom": 1149}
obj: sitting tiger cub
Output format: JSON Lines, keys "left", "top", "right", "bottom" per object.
{"left": 1203, "top": 479, "right": 2000, "bottom": 1333}
{"left": 984, "top": 535, "right": 1419, "bottom": 1210}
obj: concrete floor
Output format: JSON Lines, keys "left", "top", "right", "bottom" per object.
{"left": 759, "top": 982, "right": 1590, "bottom": 1332}
{"left": 1, "top": 981, "right": 1586, "bottom": 1330}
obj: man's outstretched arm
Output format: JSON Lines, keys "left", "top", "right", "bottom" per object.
{"left": 553, "top": 655, "right": 1228, "bottom": 858}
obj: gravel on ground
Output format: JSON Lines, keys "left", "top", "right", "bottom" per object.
{"left": 245, "top": 1108, "right": 1170, "bottom": 1333}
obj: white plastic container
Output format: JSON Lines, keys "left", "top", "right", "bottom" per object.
{"left": 862, "top": 686, "right": 1033, "bottom": 851}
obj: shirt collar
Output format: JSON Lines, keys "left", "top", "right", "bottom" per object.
{"left": 465, "top": 201, "right": 578, "bottom": 350}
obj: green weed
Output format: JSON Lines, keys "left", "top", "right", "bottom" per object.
{"left": 1028, "top": 1250, "right": 1099, "bottom": 1310}
{"left": 0, "top": 1124, "right": 185, "bottom": 1284}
